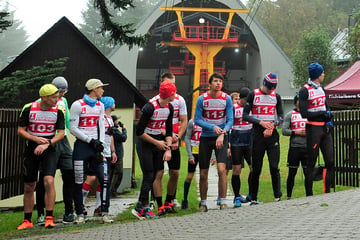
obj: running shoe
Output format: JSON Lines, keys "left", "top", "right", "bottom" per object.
{"left": 164, "top": 202, "right": 177, "bottom": 213}
{"left": 131, "top": 208, "right": 145, "bottom": 220}
{"left": 216, "top": 197, "right": 221, "bottom": 206}
{"left": 274, "top": 197, "right": 281, "bottom": 202}
{"left": 173, "top": 199, "right": 181, "bottom": 208}
{"left": 74, "top": 214, "right": 86, "bottom": 224}
{"left": 17, "top": 219, "right": 33, "bottom": 230}
{"left": 44, "top": 216, "right": 55, "bottom": 228}
{"left": 220, "top": 204, "right": 227, "bottom": 210}
{"left": 101, "top": 214, "right": 114, "bottom": 223}
{"left": 149, "top": 200, "right": 155, "bottom": 210}
{"left": 287, "top": 197, "right": 292, "bottom": 200}
{"left": 37, "top": 214, "right": 45, "bottom": 226}
{"left": 246, "top": 194, "right": 252, "bottom": 202}
{"left": 158, "top": 205, "right": 167, "bottom": 217}
{"left": 239, "top": 195, "right": 250, "bottom": 203}
{"left": 93, "top": 206, "right": 102, "bottom": 217}
{"left": 143, "top": 207, "right": 158, "bottom": 219}
{"left": 250, "top": 200, "right": 260, "bottom": 205}
{"left": 198, "top": 204, "right": 208, "bottom": 212}
{"left": 181, "top": 200, "right": 188, "bottom": 210}
{"left": 62, "top": 213, "right": 75, "bottom": 224}
{"left": 233, "top": 197, "right": 241, "bottom": 208}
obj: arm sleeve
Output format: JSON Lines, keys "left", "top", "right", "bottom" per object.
{"left": 243, "top": 91, "right": 261, "bottom": 125}
{"left": 63, "top": 97, "right": 71, "bottom": 130}
{"left": 165, "top": 103, "right": 174, "bottom": 137}
{"left": 179, "top": 95, "right": 188, "bottom": 116}
{"left": 184, "top": 119, "right": 194, "bottom": 159}
{"left": 136, "top": 103, "right": 154, "bottom": 136}
{"left": 224, "top": 96, "right": 234, "bottom": 132}
{"left": 194, "top": 95, "right": 215, "bottom": 131}
{"left": 69, "top": 101, "right": 91, "bottom": 143}
{"left": 19, "top": 105, "right": 31, "bottom": 127}
{"left": 98, "top": 104, "right": 105, "bottom": 143}
{"left": 282, "top": 111, "right": 293, "bottom": 136}
{"left": 56, "top": 109, "right": 65, "bottom": 130}
{"left": 276, "top": 94, "right": 284, "bottom": 124}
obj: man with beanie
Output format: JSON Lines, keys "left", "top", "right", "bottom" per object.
{"left": 194, "top": 72, "right": 234, "bottom": 211}
{"left": 17, "top": 84, "right": 65, "bottom": 230}
{"left": 81, "top": 96, "right": 116, "bottom": 223}
{"left": 283, "top": 93, "right": 311, "bottom": 199}
{"left": 70, "top": 78, "right": 109, "bottom": 224}
{"left": 229, "top": 87, "right": 253, "bottom": 207}
{"left": 132, "top": 80, "right": 176, "bottom": 219}
{"left": 299, "top": 62, "right": 334, "bottom": 195}
{"left": 109, "top": 115, "right": 127, "bottom": 198}
{"left": 36, "top": 76, "right": 75, "bottom": 225}
{"left": 243, "top": 72, "right": 284, "bottom": 204}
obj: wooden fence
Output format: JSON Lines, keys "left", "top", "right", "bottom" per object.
{"left": 333, "top": 110, "right": 360, "bottom": 187}
{"left": 0, "top": 108, "right": 25, "bottom": 200}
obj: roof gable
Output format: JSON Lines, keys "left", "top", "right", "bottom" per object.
{"left": 0, "top": 17, "right": 146, "bottom": 108}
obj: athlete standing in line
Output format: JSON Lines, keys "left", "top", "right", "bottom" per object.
{"left": 194, "top": 72, "right": 234, "bottom": 211}
{"left": 35, "top": 77, "right": 75, "bottom": 225}
{"left": 132, "top": 80, "right": 176, "bottom": 219}
{"left": 70, "top": 79, "right": 110, "bottom": 224}
{"left": 229, "top": 88, "right": 253, "bottom": 207}
{"left": 17, "top": 84, "right": 64, "bottom": 230}
{"left": 299, "top": 62, "right": 334, "bottom": 195}
{"left": 283, "top": 93, "right": 311, "bottom": 199}
{"left": 243, "top": 73, "right": 284, "bottom": 204}
{"left": 151, "top": 72, "right": 187, "bottom": 212}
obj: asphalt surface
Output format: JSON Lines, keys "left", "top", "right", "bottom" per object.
{"left": 24, "top": 165, "right": 360, "bottom": 239}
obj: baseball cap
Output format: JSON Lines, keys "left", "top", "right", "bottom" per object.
{"left": 85, "top": 78, "right": 109, "bottom": 91}
{"left": 159, "top": 80, "right": 177, "bottom": 99}
{"left": 39, "top": 84, "right": 58, "bottom": 96}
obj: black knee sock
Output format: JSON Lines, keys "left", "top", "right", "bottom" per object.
{"left": 24, "top": 212, "right": 32, "bottom": 222}
{"left": 155, "top": 197, "right": 162, "bottom": 207}
{"left": 183, "top": 181, "right": 191, "bottom": 201}
{"left": 232, "top": 175, "right": 240, "bottom": 197}
{"left": 287, "top": 168, "right": 298, "bottom": 198}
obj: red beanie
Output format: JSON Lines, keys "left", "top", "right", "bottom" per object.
{"left": 159, "top": 80, "right": 177, "bottom": 99}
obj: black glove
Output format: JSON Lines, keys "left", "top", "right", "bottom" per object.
{"left": 106, "top": 127, "right": 115, "bottom": 136}
{"left": 119, "top": 121, "right": 124, "bottom": 128}
{"left": 90, "top": 139, "right": 104, "bottom": 152}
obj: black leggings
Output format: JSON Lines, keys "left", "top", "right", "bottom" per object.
{"left": 306, "top": 124, "right": 334, "bottom": 195}
{"left": 251, "top": 128, "right": 281, "bottom": 200}
{"left": 136, "top": 138, "right": 164, "bottom": 205}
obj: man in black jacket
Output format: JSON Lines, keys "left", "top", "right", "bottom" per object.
{"left": 110, "top": 115, "right": 127, "bottom": 197}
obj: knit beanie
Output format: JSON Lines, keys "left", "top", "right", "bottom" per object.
{"left": 263, "top": 72, "right": 278, "bottom": 90}
{"left": 159, "top": 80, "right": 177, "bottom": 99}
{"left": 239, "top": 87, "right": 250, "bottom": 99}
{"left": 308, "top": 62, "right": 324, "bottom": 80}
{"left": 100, "top": 96, "right": 115, "bottom": 110}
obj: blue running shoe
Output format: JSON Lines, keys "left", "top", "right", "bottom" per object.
{"left": 233, "top": 197, "right": 241, "bottom": 208}
{"left": 239, "top": 195, "right": 249, "bottom": 203}
{"left": 216, "top": 197, "right": 221, "bottom": 206}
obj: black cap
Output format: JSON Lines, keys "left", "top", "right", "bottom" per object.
{"left": 239, "top": 87, "right": 250, "bottom": 99}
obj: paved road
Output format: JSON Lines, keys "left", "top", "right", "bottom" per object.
{"left": 26, "top": 188, "right": 360, "bottom": 240}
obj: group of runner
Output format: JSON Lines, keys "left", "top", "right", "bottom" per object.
{"left": 133, "top": 61, "right": 334, "bottom": 218}
{"left": 17, "top": 77, "right": 127, "bottom": 230}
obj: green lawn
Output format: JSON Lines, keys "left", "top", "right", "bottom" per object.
{"left": 0, "top": 133, "right": 354, "bottom": 239}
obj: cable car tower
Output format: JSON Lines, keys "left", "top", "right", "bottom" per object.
{"left": 160, "top": 6, "right": 250, "bottom": 117}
